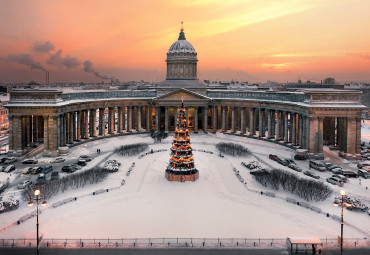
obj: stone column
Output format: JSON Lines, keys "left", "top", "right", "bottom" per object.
{"left": 84, "top": 110, "right": 89, "bottom": 139}
{"left": 117, "top": 107, "right": 123, "bottom": 133}
{"left": 267, "top": 109, "right": 272, "bottom": 138}
{"left": 90, "top": 109, "right": 97, "bottom": 137}
{"left": 221, "top": 106, "right": 226, "bottom": 132}
{"left": 43, "top": 116, "right": 49, "bottom": 152}
{"left": 146, "top": 104, "right": 151, "bottom": 131}
{"left": 98, "top": 108, "right": 105, "bottom": 136}
{"left": 108, "top": 107, "right": 114, "bottom": 134}
{"left": 164, "top": 106, "right": 169, "bottom": 132}
{"left": 68, "top": 112, "right": 73, "bottom": 143}
{"left": 122, "top": 106, "right": 126, "bottom": 131}
{"left": 249, "top": 108, "right": 255, "bottom": 136}
{"left": 259, "top": 108, "right": 264, "bottom": 137}
{"left": 346, "top": 117, "right": 357, "bottom": 158}
{"left": 356, "top": 117, "right": 362, "bottom": 156}
{"left": 127, "top": 105, "right": 133, "bottom": 132}
{"left": 213, "top": 106, "right": 217, "bottom": 133}
{"left": 32, "top": 116, "right": 37, "bottom": 143}
{"left": 73, "top": 112, "right": 77, "bottom": 140}
{"left": 231, "top": 106, "right": 236, "bottom": 133}
{"left": 76, "top": 111, "right": 81, "bottom": 141}
{"left": 284, "top": 111, "right": 289, "bottom": 143}
{"left": 13, "top": 116, "right": 23, "bottom": 152}
{"left": 194, "top": 106, "right": 199, "bottom": 133}
{"left": 137, "top": 105, "right": 142, "bottom": 132}
{"left": 8, "top": 116, "right": 14, "bottom": 151}
{"left": 292, "top": 113, "right": 297, "bottom": 145}
{"left": 240, "top": 107, "right": 246, "bottom": 134}
{"left": 203, "top": 106, "right": 208, "bottom": 133}
{"left": 298, "top": 114, "right": 303, "bottom": 147}
{"left": 155, "top": 106, "right": 160, "bottom": 132}
{"left": 275, "top": 111, "right": 281, "bottom": 140}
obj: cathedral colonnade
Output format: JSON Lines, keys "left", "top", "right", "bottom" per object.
{"left": 5, "top": 89, "right": 365, "bottom": 160}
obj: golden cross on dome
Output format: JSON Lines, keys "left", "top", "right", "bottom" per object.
{"left": 181, "top": 21, "right": 184, "bottom": 32}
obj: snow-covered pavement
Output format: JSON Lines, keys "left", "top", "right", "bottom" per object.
{"left": 0, "top": 130, "right": 369, "bottom": 240}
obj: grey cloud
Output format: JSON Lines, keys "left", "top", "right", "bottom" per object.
{"left": 47, "top": 50, "right": 80, "bottom": 69}
{"left": 6, "top": 53, "right": 46, "bottom": 71}
{"left": 34, "top": 41, "right": 55, "bottom": 53}
{"left": 83, "top": 60, "right": 112, "bottom": 80}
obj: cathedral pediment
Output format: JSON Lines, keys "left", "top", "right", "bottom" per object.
{"left": 156, "top": 88, "right": 210, "bottom": 100}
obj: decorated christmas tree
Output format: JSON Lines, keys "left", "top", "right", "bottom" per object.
{"left": 165, "top": 100, "right": 199, "bottom": 182}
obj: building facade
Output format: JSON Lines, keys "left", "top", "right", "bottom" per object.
{"left": 5, "top": 29, "right": 367, "bottom": 159}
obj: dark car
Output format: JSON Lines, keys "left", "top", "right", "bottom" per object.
{"left": 42, "top": 165, "right": 53, "bottom": 174}
{"left": 277, "top": 158, "right": 289, "bottom": 166}
{"left": 36, "top": 173, "right": 46, "bottom": 184}
{"left": 62, "top": 165, "right": 75, "bottom": 173}
{"left": 77, "top": 161, "right": 87, "bottom": 166}
{"left": 50, "top": 171, "right": 60, "bottom": 180}
{"left": 294, "top": 154, "right": 306, "bottom": 160}
{"left": 0, "top": 157, "right": 8, "bottom": 164}
{"left": 303, "top": 171, "right": 320, "bottom": 179}
{"left": 342, "top": 170, "right": 358, "bottom": 178}
{"left": 288, "top": 164, "right": 302, "bottom": 172}
{"left": 31, "top": 166, "right": 43, "bottom": 175}
{"left": 269, "top": 154, "right": 278, "bottom": 161}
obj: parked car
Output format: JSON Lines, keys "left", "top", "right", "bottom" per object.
{"left": 77, "top": 161, "right": 87, "bottom": 166}
{"left": 358, "top": 169, "right": 370, "bottom": 179}
{"left": 332, "top": 168, "right": 344, "bottom": 175}
{"left": 51, "top": 157, "right": 65, "bottom": 164}
{"left": 288, "top": 164, "right": 302, "bottom": 172}
{"left": 22, "top": 158, "right": 38, "bottom": 164}
{"left": 269, "top": 154, "right": 278, "bottom": 161}
{"left": 4, "top": 157, "right": 17, "bottom": 165}
{"left": 62, "top": 165, "right": 75, "bottom": 173}
{"left": 50, "top": 171, "right": 60, "bottom": 180}
{"left": 17, "top": 180, "right": 32, "bottom": 189}
{"left": 36, "top": 173, "right": 46, "bottom": 184}
{"left": 357, "top": 161, "right": 370, "bottom": 168}
{"left": 3, "top": 165, "right": 15, "bottom": 173}
{"left": 326, "top": 177, "right": 343, "bottom": 186}
{"left": 42, "top": 165, "right": 53, "bottom": 174}
{"left": 78, "top": 155, "right": 92, "bottom": 162}
{"left": 332, "top": 174, "right": 347, "bottom": 183}
{"left": 31, "top": 166, "right": 43, "bottom": 175}
{"left": 303, "top": 171, "right": 320, "bottom": 179}
{"left": 327, "top": 165, "right": 342, "bottom": 171}
{"left": 0, "top": 157, "right": 8, "bottom": 164}
{"left": 71, "top": 163, "right": 82, "bottom": 171}
{"left": 342, "top": 170, "right": 358, "bottom": 178}
{"left": 309, "top": 160, "right": 326, "bottom": 171}
{"left": 22, "top": 167, "right": 33, "bottom": 174}
{"left": 294, "top": 154, "right": 307, "bottom": 160}
{"left": 277, "top": 158, "right": 289, "bottom": 166}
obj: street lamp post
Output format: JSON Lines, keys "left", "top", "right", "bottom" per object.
{"left": 333, "top": 190, "right": 351, "bottom": 255}
{"left": 28, "top": 189, "right": 47, "bottom": 255}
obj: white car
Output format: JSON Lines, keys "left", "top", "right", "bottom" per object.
{"left": 3, "top": 165, "right": 15, "bottom": 173}
{"left": 17, "top": 180, "right": 32, "bottom": 189}
{"left": 78, "top": 155, "right": 92, "bottom": 162}
{"left": 51, "top": 157, "right": 65, "bottom": 164}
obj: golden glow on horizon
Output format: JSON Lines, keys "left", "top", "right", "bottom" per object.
{"left": 1, "top": 0, "right": 370, "bottom": 82}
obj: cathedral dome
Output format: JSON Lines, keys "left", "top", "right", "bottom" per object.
{"left": 168, "top": 30, "right": 196, "bottom": 54}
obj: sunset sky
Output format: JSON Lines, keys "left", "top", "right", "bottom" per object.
{"left": 1, "top": 0, "right": 370, "bottom": 83}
